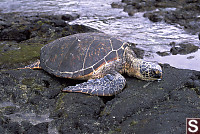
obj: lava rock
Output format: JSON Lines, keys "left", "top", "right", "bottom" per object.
{"left": 156, "top": 51, "right": 170, "bottom": 56}
{"left": 1, "top": 11, "right": 200, "bottom": 134}
{"left": 198, "top": 33, "right": 200, "bottom": 40}
{"left": 50, "top": 93, "right": 104, "bottom": 133}
{"left": 1, "top": 54, "right": 200, "bottom": 133}
{"left": 4, "top": 122, "right": 23, "bottom": 134}
{"left": 120, "top": 0, "right": 200, "bottom": 34}
{"left": 2, "top": 43, "right": 21, "bottom": 52}
{"left": 0, "top": 20, "right": 11, "bottom": 30}
{"left": 98, "top": 65, "right": 200, "bottom": 133}
{"left": 0, "top": 126, "right": 6, "bottom": 134}
{"left": 123, "top": 5, "right": 137, "bottom": 16}
{"left": 0, "top": 13, "right": 98, "bottom": 69}
{"left": 24, "top": 122, "right": 49, "bottom": 134}
{"left": 122, "top": 0, "right": 141, "bottom": 5}
{"left": 3, "top": 106, "right": 19, "bottom": 115}
{"left": 111, "top": 2, "right": 127, "bottom": 8}
{"left": 21, "top": 121, "right": 33, "bottom": 132}
{"left": 170, "top": 43, "right": 199, "bottom": 55}
{"left": 61, "top": 13, "right": 80, "bottom": 21}
{"left": 144, "top": 12, "right": 163, "bottom": 22}
{"left": 0, "top": 26, "right": 31, "bottom": 42}
{"left": 50, "top": 19, "right": 67, "bottom": 27}
{"left": 185, "top": 72, "right": 200, "bottom": 88}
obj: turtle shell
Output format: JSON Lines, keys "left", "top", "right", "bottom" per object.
{"left": 40, "top": 32, "right": 126, "bottom": 79}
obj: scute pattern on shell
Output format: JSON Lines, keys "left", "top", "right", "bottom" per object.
{"left": 40, "top": 32, "right": 125, "bottom": 79}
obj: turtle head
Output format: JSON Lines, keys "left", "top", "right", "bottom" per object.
{"left": 124, "top": 45, "right": 162, "bottom": 81}
{"left": 138, "top": 62, "right": 162, "bottom": 81}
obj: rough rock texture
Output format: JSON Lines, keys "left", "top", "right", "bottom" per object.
{"left": 1, "top": 63, "right": 200, "bottom": 133}
{"left": 156, "top": 42, "right": 199, "bottom": 56}
{"left": 98, "top": 64, "right": 200, "bottom": 133}
{"left": 120, "top": 0, "right": 200, "bottom": 34}
{"left": 0, "top": 12, "right": 200, "bottom": 133}
{"left": 0, "top": 13, "right": 97, "bottom": 69}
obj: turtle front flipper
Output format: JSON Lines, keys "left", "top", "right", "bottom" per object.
{"left": 63, "top": 72, "right": 126, "bottom": 96}
{"left": 18, "top": 60, "right": 41, "bottom": 69}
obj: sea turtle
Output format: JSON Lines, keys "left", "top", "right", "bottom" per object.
{"left": 22, "top": 32, "right": 162, "bottom": 96}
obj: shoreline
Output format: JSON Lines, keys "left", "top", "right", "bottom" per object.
{"left": 0, "top": 7, "right": 200, "bottom": 134}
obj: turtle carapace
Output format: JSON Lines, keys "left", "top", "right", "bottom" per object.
{"left": 21, "top": 32, "right": 162, "bottom": 96}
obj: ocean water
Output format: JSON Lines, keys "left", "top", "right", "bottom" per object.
{"left": 0, "top": 0, "right": 199, "bottom": 70}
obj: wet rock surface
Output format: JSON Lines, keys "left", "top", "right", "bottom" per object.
{"left": 121, "top": 0, "right": 200, "bottom": 34}
{"left": 170, "top": 42, "right": 199, "bottom": 55}
{"left": 185, "top": 71, "right": 200, "bottom": 95}
{"left": 0, "top": 12, "right": 200, "bottom": 134}
{"left": 1, "top": 63, "right": 200, "bottom": 133}
{"left": 156, "top": 42, "right": 199, "bottom": 56}
{"left": 0, "top": 13, "right": 97, "bottom": 69}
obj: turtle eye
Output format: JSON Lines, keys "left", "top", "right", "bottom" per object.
{"left": 155, "top": 70, "right": 159, "bottom": 75}
{"left": 153, "top": 69, "right": 162, "bottom": 79}
{"left": 139, "top": 63, "right": 162, "bottom": 80}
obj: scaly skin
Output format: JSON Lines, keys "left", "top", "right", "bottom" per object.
{"left": 63, "top": 72, "right": 126, "bottom": 96}
{"left": 90, "top": 45, "right": 162, "bottom": 81}
{"left": 19, "top": 32, "right": 162, "bottom": 96}
{"left": 20, "top": 44, "right": 162, "bottom": 96}
{"left": 124, "top": 46, "right": 162, "bottom": 80}
{"left": 63, "top": 45, "right": 162, "bottom": 96}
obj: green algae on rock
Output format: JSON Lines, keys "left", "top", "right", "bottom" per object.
{"left": 0, "top": 43, "right": 43, "bottom": 68}
{"left": 0, "top": 13, "right": 98, "bottom": 69}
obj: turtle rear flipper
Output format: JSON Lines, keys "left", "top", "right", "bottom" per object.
{"left": 18, "top": 60, "right": 41, "bottom": 69}
{"left": 63, "top": 72, "right": 126, "bottom": 96}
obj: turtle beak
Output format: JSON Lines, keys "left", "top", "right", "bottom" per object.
{"left": 145, "top": 64, "right": 162, "bottom": 81}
